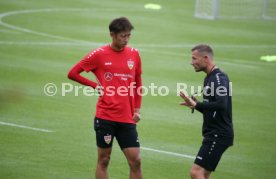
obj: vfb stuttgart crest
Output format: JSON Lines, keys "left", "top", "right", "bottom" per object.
{"left": 104, "top": 134, "right": 112, "bottom": 144}
{"left": 127, "top": 59, "right": 134, "bottom": 70}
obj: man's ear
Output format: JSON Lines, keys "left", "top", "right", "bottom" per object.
{"left": 110, "top": 32, "right": 115, "bottom": 38}
{"left": 203, "top": 55, "right": 209, "bottom": 62}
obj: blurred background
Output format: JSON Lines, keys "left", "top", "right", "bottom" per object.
{"left": 1, "top": 0, "right": 276, "bottom": 178}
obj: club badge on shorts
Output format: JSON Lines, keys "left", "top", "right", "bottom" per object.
{"left": 127, "top": 59, "right": 134, "bottom": 70}
{"left": 104, "top": 134, "right": 112, "bottom": 144}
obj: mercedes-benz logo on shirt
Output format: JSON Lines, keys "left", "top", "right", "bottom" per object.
{"left": 104, "top": 72, "right": 113, "bottom": 81}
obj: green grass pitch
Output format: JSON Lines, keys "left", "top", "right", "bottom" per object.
{"left": 1, "top": 0, "right": 276, "bottom": 178}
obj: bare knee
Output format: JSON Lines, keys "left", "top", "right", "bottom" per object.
{"left": 98, "top": 156, "right": 110, "bottom": 169}
{"left": 190, "top": 168, "right": 200, "bottom": 179}
{"left": 189, "top": 164, "right": 205, "bottom": 179}
{"left": 128, "top": 156, "right": 141, "bottom": 171}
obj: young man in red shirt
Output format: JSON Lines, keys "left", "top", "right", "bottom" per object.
{"left": 68, "top": 17, "right": 143, "bottom": 179}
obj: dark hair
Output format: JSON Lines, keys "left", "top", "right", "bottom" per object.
{"left": 109, "top": 17, "right": 134, "bottom": 33}
{"left": 191, "top": 44, "right": 214, "bottom": 57}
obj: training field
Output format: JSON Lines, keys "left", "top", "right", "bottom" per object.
{"left": 1, "top": 0, "right": 276, "bottom": 178}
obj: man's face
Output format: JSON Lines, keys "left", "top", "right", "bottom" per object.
{"left": 191, "top": 50, "right": 207, "bottom": 72}
{"left": 111, "top": 31, "right": 131, "bottom": 49}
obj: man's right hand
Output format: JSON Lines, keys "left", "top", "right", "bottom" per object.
{"left": 95, "top": 85, "right": 104, "bottom": 96}
{"left": 179, "top": 91, "right": 196, "bottom": 109}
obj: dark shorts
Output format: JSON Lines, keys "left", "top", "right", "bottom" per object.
{"left": 94, "top": 117, "right": 140, "bottom": 149}
{"left": 194, "top": 139, "right": 230, "bottom": 172}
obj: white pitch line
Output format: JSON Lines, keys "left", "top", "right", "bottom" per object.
{"left": 1, "top": 8, "right": 276, "bottom": 49}
{"left": 0, "top": 41, "right": 276, "bottom": 49}
{"left": 0, "top": 41, "right": 268, "bottom": 67}
{"left": 0, "top": 120, "right": 193, "bottom": 159}
{"left": 0, "top": 8, "right": 147, "bottom": 43}
{"left": 0, "top": 121, "right": 54, "bottom": 133}
{"left": 0, "top": 41, "right": 103, "bottom": 46}
{"left": 0, "top": 28, "right": 21, "bottom": 34}
{"left": 141, "top": 146, "right": 195, "bottom": 159}
{"left": 0, "top": 8, "right": 101, "bottom": 43}
{"left": 0, "top": 39, "right": 276, "bottom": 49}
{"left": 1, "top": 40, "right": 276, "bottom": 52}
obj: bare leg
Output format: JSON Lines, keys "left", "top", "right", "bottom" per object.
{"left": 190, "top": 164, "right": 211, "bottom": 179}
{"left": 123, "top": 147, "right": 143, "bottom": 179}
{"left": 204, "top": 171, "right": 211, "bottom": 179}
{"left": 95, "top": 147, "right": 112, "bottom": 179}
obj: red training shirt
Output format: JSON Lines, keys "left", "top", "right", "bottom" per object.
{"left": 78, "top": 45, "right": 142, "bottom": 124}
